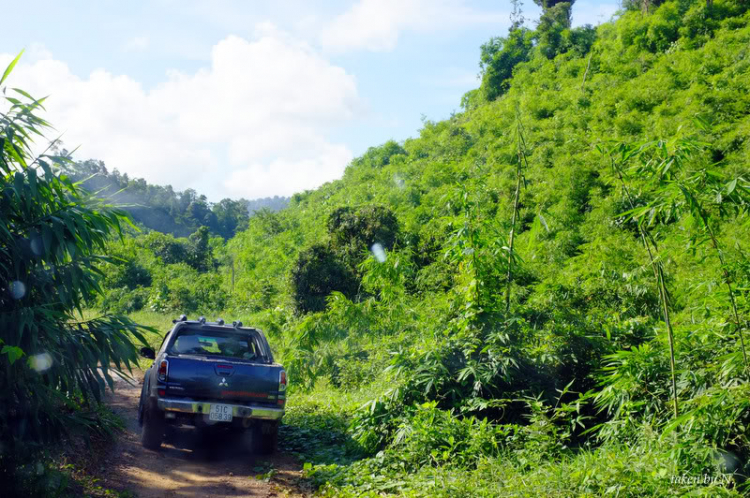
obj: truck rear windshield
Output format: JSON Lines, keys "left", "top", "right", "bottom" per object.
{"left": 167, "top": 329, "right": 265, "bottom": 362}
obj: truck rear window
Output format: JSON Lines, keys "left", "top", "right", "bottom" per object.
{"left": 168, "top": 329, "right": 261, "bottom": 361}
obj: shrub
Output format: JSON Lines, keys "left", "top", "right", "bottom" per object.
{"left": 328, "top": 205, "right": 400, "bottom": 256}
{"left": 291, "top": 244, "right": 359, "bottom": 313}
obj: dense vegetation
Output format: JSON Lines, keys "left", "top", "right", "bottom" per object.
{"left": 0, "top": 57, "right": 150, "bottom": 494}
{"left": 218, "top": 1, "right": 750, "bottom": 494}
{"left": 5, "top": 0, "right": 750, "bottom": 495}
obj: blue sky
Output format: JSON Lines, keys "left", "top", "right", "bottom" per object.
{"left": 0, "top": 0, "right": 619, "bottom": 200}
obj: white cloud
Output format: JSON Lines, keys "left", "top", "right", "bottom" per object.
{"left": 225, "top": 142, "right": 353, "bottom": 199}
{"left": 320, "top": 0, "right": 508, "bottom": 53}
{"left": 27, "top": 43, "right": 53, "bottom": 62}
{"left": 0, "top": 28, "right": 361, "bottom": 200}
{"left": 123, "top": 35, "right": 150, "bottom": 52}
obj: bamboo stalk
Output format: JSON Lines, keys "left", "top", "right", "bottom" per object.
{"left": 700, "top": 214, "right": 749, "bottom": 371}
{"left": 506, "top": 162, "right": 521, "bottom": 315}
{"left": 612, "top": 156, "right": 679, "bottom": 418}
{"left": 581, "top": 52, "right": 593, "bottom": 94}
{"left": 506, "top": 118, "right": 530, "bottom": 315}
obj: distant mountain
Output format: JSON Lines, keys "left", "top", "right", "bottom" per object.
{"left": 62, "top": 159, "right": 270, "bottom": 239}
{"left": 245, "top": 196, "right": 289, "bottom": 214}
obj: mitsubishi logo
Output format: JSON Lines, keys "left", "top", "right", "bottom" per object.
{"left": 219, "top": 377, "right": 228, "bottom": 387}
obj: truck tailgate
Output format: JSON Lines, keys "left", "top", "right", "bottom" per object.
{"left": 165, "top": 355, "right": 281, "bottom": 405}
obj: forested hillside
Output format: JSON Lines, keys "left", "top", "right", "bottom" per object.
{"left": 89, "top": 0, "right": 750, "bottom": 494}
{"left": 5, "top": 0, "right": 750, "bottom": 495}
{"left": 62, "top": 158, "right": 287, "bottom": 239}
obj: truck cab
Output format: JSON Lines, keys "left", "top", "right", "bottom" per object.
{"left": 137, "top": 316, "right": 286, "bottom": 453}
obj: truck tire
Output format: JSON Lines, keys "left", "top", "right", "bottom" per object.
{"left": 252, "top": 421, "right": 278, "bottom": 455}
{"left": 137, "top": 379, "right": 147, "bottom": 427}
{"left": 141, "top": 403, "right": 165, "bottom": 451}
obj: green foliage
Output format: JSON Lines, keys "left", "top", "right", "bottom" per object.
{"left": 328, "top": 205, "right": 400, "bottom": 266}
{"left": 560, "top": 25, "right": 598, "bottom": 57}
{"left": 350, "top": 140, "right": 407, "bottom": 170}
{"left": 0, "top": 57, "right": 150, "bottom": 493}
{"left": 186, "top": 225, "right": 214, "bottom": 272}
{"left": 532, "top": 0, "right": 576, "bottom": 8}
{"left": 269, "top": 2, "right": 750, "bottom": 493}
{"left": 94, "top": 224, "right": 226, "bottom": 313}
{"left": 537, "top": 2, "right": 575, "bottom": 59}
{"left": 478, "top": 29, "right": 534, "bottom": 102}
{"left": 291, "top": 244, "right": 359, "bottom": 313}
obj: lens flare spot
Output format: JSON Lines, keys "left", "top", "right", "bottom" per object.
{"left": 9, "top": 281, "right": 26, "bottom": 300}
{"left": 393, "top": 174, "right": 405, "bottom": 189}
{"left": 371, "top": 243, "right": 386, "bottom": 263}
{"left": 30, "top": 236, "right": 44, "bottom": 256}
{"left": 30, "top": 353, "right": 53, "bottom": 373}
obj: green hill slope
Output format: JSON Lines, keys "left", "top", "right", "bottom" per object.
{"left": 219, "top": 1, "right": 750, "bottom": 494}
{"left": 103, "top": 1, "right": 750, "bottom": 494}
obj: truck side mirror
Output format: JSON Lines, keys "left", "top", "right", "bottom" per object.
{"left": 139, "top": 347, "right": 156, "bottom": 360}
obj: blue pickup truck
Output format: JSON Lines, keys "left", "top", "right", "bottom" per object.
{"left": 137, "top": 316, "right": 286, "bottom": 454}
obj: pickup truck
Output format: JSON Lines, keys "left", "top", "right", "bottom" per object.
{"left": 137, "top": 316, "right": 286, "bottom": 454}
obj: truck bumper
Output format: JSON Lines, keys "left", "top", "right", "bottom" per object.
{"left": 157, "top": 397, "right": 284, "bottom": 421}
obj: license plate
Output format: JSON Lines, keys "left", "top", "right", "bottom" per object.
{"left": 209, "top": 404, "right": 233, "bottom": 422}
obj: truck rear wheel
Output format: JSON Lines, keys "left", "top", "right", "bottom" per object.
{"left": 252, "top": 421, "right": 278, "bottom": 455}
{"left": 141, "top": 404, "right": 165, "bottom": 451}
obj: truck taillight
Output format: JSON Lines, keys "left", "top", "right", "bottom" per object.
{"left": 158, "top": 359, "right": 169, "bottom": 381}
{"left": 279, "top": 370, "right": 287, "bottom": 392}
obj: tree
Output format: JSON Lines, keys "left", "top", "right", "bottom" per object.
{"left": 532, "top": 0, "right": 575, "bottom": 9}
{"left": 212, "top": 198, "right": 250, "bottom": 239}
{"left": 536, "top": 1, "right": 575, "bottom": 59}
{"left": 291, "top": 244, "right": 359, "bottom": 313}
{"left": 187, "top": 225, "right": 214, "bottom": 272}
{"left": 327, "top": 205, "right": 400, "bottom": 269}
{"left": 478, "top": 29, "right": 534, "bottom": 102}
{"left": 142, "top": 231, "right": 188, "bottom": 265}
{"left": 623, "top": 137, "right": 750, "bottom": 374}
{"left": 186, "top": 195, "right": 216, "bottom": 228}
{"left": 64, "top": 161, "right": 253, "bottom": 238}
{"left": 510, "top": 0, "right": 527, "bottom": 31}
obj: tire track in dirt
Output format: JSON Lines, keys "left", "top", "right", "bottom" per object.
{"left": 102, "top": 374, "right": 308, "bottom": 498}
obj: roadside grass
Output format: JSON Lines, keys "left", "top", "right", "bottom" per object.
{"left": 281, "top": 377, "right": 385, "bottom": 467}
{"left": 306, "top": 435, "right": 742, "bottom": 497}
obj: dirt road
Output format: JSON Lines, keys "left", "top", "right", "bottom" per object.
{"left": 102, "top": 376, "right": 307, "bottom": 498}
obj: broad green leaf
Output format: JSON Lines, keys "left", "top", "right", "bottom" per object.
{"left": 2, "top": 345, "right": 25, "bottom": 365}
{"left": 726, "top": 178, "right": 737, "bottom": 196}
